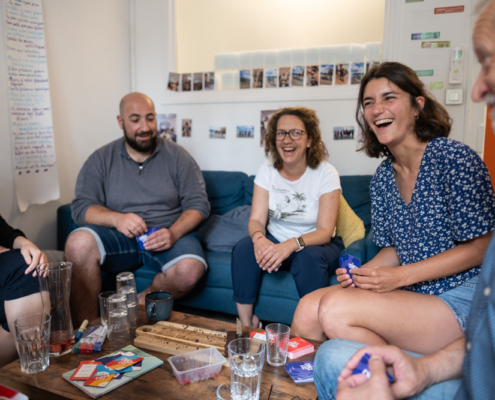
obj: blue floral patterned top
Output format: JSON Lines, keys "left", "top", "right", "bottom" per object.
{"left": 370, "top": 137, "right": 495, "bottom": 295}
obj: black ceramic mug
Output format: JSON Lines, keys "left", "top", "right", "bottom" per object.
{"left": 145, "top": 291, "right": 174, "bottom": 321}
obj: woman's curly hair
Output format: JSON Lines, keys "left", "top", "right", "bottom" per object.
{"left": 265, "top": 107, "right": 329, "bottom": 170}
{"left": 356, "top": 62, "right": 452, "bottom": 158}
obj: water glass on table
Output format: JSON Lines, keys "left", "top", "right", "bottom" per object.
{"left": 217, "top": 383, "right": 251, "bottom": 400}
{"left": 116, "top": 272, "right": 139, "bottom": 329}
{"left": 98, "top": 291, "right": 116, "bottom": 326}
{"left": 107, "top": 293, "right": 132, "bottom": 347}
{"left": 265, "top": 323, "right": 291, "bottom": 367}
{"left": 228, "top": 338, "right": 265, "bottom": 400}
{"left": 14, "top": 313, "right": 51, "bottom": 374}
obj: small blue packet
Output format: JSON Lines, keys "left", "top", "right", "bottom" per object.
{"left": 352, "top": 353, "right": 394, "bottom": 383}
{"left": 284, "top": 361, "right": 314, "bottom": 383}
{"left": 339, "top": 254, "right": 361, "bottom": 284}
{"left": 135, "top": 227, "right": 160, "bottom": 250}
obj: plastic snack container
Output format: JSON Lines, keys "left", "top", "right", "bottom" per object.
{"left": 167, "top": 347, "right": 227, "bottom": 385}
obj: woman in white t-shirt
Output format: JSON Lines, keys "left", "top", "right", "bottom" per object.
{"left": 231, "top": 107, "right": 344, "bottom": 328}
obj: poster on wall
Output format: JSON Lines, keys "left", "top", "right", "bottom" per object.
{"left": 209, "top": 126, "right": 226, "bottom": 139}
{"left": 236, "top": 126, "right": 254, "bottom": 138}
{"left": 253, "top": 69, "right": 263, "bottom": 88}
{"left": 181, "top": 74, "right": 192, "bottom": 91}
{"left": 306, "top": 66, "right": 319, "bottom": 86}
{"left": 168, "top": 72, "right": 180, "bottom": 91}
{"left": 350, "top": 63, "right": 365, "bottom": 85}
{"left": 193, "top": 73, "right": 203, "bottom": 91}
{"left": 320, "top": 65, "right": 334, "bottom": 86}
{"left": 333, "top": 126, "right": 355, "bottom": 140}
{"left": 335, "top": 64, "right": 349, "bottom": 85}
{"left": 265, "top": 68, "right": 278, "bottom": 88}
{"left": 182, "top": 119, "right": 192, "bottom": 137}
{"left": 291, "top": 66, "right": 304, "bottom": 87}
{"left": 260, "top": 110, "right": 278, "bottom": 147}
{"left": 204, "top": 72, "right": 215, "bottom": 90}
{"left": 279, "top": 67, "right": 290, "bottom": 87}
{"left": 4, "top": 0, "right": 60, "bottom": 211}
{"left": 240, "top": 70, "right": 251, "bottom": 89}
{"left": 157, "top": 114, "right": 177, "bottom": 142}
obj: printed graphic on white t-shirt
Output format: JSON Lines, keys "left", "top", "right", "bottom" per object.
{"left": 254, "top": 161, "right": 341, "bottom": 243}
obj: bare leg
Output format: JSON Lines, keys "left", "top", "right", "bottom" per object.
{"left": 1, "top": 291, "right": 48, "bottom": 368}
{"left": 236, "top": 303, "right": 260, "bottom": 328}
{"left": 65, "top": 231, "right": 102, "bottom": 326}
{"left": 137, "top": 258, "right": 204, "bottom": 304}
{"left": 318, "top": 288, "right": 464, "bottom": 354}
{"left": 291, "top": 285, "right": 340, "bottom": 341}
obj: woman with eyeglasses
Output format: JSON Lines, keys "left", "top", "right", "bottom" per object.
{"left": 231, "top": 107, "right": 344, "bottom": 328}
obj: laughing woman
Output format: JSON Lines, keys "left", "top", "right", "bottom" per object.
{"left": 291, "top": 62, "right": 495, "bottom": 355}
{"left": 231, "top": 107, "right": 344, "bottom": 328}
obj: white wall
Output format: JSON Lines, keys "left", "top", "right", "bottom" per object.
{"left": 176, "top": 0, "right": 385, "bottom": 72}
{"left": 0, "top": 0, "right": 131, "bottom": 249}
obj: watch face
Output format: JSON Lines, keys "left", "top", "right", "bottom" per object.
{"left": 297, "top": 237, "right": 305, "bottom": 247}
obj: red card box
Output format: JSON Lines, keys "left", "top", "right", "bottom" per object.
{"left": 287, "top": 337, "right": 314, "bottom": 359}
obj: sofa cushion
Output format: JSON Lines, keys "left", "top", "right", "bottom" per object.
{"left": 202, "top": 171, "right": 248, "bottom": 215}
{"left": 340, "top": 175, "right": 373, "bottom": 235}
{"left": 243, "top": 175, "right": 255, "bottom": 206}
{"left": 336, "top": 194, "right": 365, "bottom": 248}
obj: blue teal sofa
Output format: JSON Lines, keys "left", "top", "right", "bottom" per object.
{"left": 57, "top": 171, "right": 379, "bottom": 324}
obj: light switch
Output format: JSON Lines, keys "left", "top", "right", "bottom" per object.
{"left": 445, "top": 89, "right": 463, "bottom": 105}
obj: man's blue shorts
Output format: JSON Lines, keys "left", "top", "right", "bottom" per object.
{"left": 72, "top": 225, "right": 207, "bottom": 274}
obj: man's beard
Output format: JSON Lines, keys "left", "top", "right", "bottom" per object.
{"left": 123, "top": 126, "right": 157, "bottom": 153}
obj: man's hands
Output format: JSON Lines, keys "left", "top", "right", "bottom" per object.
{"left": 338, "top": 345, "right": 430, "bottom": 399}
{"left": 336, "top": 356, "right": 394, "bottom": 400}
{"left": 144, "top": 228, "right": 177, "bottom": 251}
{"left": 115, "top": 213, "right": 148, "bottom": 238}
{"left": 253, "top": 237, "right": 297, "bottom": 272}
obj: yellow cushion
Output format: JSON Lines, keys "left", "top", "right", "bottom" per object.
{"left": 336, "top": 194, "right": 365, "bottom": 248}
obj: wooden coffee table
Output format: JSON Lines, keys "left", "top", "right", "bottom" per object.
{"left": 0, "top": 306, "right": 320, "bottom": 399}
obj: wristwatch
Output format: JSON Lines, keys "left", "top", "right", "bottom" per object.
{"left": 295, "top": 236, "right": 305, "bottom": 252}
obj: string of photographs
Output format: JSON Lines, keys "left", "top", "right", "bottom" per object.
{"left": 167, "top": 43, "right": 381, "bottom": 91}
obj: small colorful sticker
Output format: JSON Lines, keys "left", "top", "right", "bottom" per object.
{"left": 430, "top": 82, "right": 444, "bottom": 89}
{"left": 422, "top": 41, "right": 451, "bottom": 49}
{"left": 415, "top": 70, "right": 434, "bottom": 77}
{"left": 434, "top": 6, "right": 464, "bottom": 14}
{"left": 412, "top": 32, "right": 440, "bottom": 40}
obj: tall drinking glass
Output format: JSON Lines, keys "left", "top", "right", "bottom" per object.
{"left": 37, "top": 262, "right": 74, "bottom": 356}
{"left": 15, "top": 313, "right": 51, "bottom": 374}
{"left": 265, "top": 323, "right": 290, "bottom": 367}
{"left": 228, "top": 338, "right": 265, "bottom": 400}
{"left": 98, "top": 291, "right": 116, "bottom": 326}
{"left": 107, "top": 293, "right": 132, "bottom": 348}
{"left": 116, "top": 272, "right": 139, "bottom": 329}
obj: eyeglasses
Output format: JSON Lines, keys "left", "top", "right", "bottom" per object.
{"left": 275, "top": 129, "right": 306, "bottom": 141}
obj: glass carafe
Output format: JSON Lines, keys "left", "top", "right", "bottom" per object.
{"left": 37, "top": 262, "right": 75, "bottom": 356}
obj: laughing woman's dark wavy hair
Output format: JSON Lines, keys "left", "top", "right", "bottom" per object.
{"left": 357, "top": 62, "right": 452, "bottom": 158}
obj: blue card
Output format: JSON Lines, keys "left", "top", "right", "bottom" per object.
{"left": 340, "top": 254, "right": 361, "bottom": 284}
{"left": 284, "top": 361, "right": 314, "bottom": 383}
{"left": 135, "top": 227, "right": 160, "bottom": 250}
{"left": 352, "top": 353, "right": 394, "bottom": 383}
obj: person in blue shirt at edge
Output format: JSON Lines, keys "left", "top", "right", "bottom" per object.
{"left": 309, "top": 0, "right": 495, "bottom": 398}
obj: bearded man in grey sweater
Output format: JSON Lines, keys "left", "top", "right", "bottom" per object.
{"left": 66, "top": 92, "right": 210, "bottom": 325}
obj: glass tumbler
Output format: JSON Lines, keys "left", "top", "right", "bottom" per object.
{"left": 228, "top": 338, "right": 265, "bottom": 400}
{"left": 98, "top": 291, "right": 116, "bottom": 326}
{"left": 116, "top": 272, "right": 139, "bottom": 328}
{"left": 107, "top": 293, "right": 132, "bottom": 347}
{"left": 15, "top": 313, "right": 51, "bottom": 374}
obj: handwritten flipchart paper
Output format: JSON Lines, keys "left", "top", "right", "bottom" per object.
{"left": 4, "top": 0, "right": 59, "bottom": 211}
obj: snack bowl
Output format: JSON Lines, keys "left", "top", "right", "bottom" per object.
{"left": 167, "top": 347, "right": 227, "bottom": 385}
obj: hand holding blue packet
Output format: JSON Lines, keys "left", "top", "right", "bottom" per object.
{"left": 351, "top": 353, "right": 394, "bottom": 384}
{"left": 339, "top": 254, "right": 361, "bottom": 285}
{"left": 135, "top": 227, "right": 160, "bottom": 250}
